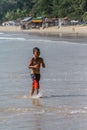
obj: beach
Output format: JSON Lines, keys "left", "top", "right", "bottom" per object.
{"left": 0, "top": 25, "right": 87, "bottom": 37}
{"left": 0, "top": 32, "right": 87, "bottom": 130}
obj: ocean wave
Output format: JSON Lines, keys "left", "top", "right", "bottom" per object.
{"left": 70, "top": 110, "right": 87, "bottom": 114}
{"left": 0, "top": 106, "right": 87, "bottom": 115}
{"left": 0, "top": 107, "right": 45, "bottom": 114}
{"left": 0, "top": 32, "right": 4, "bottom": 35}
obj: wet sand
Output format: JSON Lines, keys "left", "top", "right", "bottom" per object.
{"left": 0, "top": 25, "right": 87, "bottom": 37}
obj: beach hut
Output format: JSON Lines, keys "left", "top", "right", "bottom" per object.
{"left": 59, "top": 17, "right": 70, "bottom": 26}
{"left": 2, "top": 21, "right": 16, "bottom": 26}
{"left": 70, "top": 20, "right": 79, "bottom": 25}
{"left": 21, "top": 17, "right": 32, "bottom": 22}
{"left": 21, "top": 17, "right": 32, "bottom": 29}
{"left": 44, "top": 17, "right": 58, "bottom": 27}
{"left": 31, "top": 17, "right": 43, "bottom": 29}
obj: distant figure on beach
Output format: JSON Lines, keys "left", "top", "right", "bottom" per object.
{"left": 28, "top": 47, "right": 45, "bottom": 96}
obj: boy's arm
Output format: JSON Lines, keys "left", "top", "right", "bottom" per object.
{"left": 29, "top": 64, "right": 39, "bottom": 69}
{"left": 41, "top": 58, "right": 45, "bottom": 68}
{"left": 28, "top": 58, "right": 33, "bottom": 68}
{"left": 28, "top": 58, "right": 39, "bottom": 69}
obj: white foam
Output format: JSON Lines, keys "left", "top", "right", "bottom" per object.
{"left": 70, "top": 110, "right": 87, "bottom": 114}
{"left": 0, "top": 32, "right": 4, "bottom": 34}
{"left": 13, "top": 92, "right": 43, "bottom": 99}
{"left": 0, "top": 37, "right": 25, "bottom": 40}
{"left": 84, "top": 107, "right": 87, "bottom": 109}
{"left": 13, "top": 95, "right": 30, "bottom": 99}
{"left": 31, "top": 92, "right": 43, "bottom": 99}
{"left": 0, "top": 107, "right": 34, "bottom": 113}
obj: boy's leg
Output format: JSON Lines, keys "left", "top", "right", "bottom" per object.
{"left": 30, "top": 87, "right": 34, "bottom": 96}
{"left": 30, "top": 74, "right": 35, "bottom": 96}
{"left": 30, "top": 82, "right": 35, "bottom": 96}
{"left": 36, "top": 88, "right": 39, "bottom": 95}
{"left": 34, "top": 79, "right": 40, "bottom": 94}
{"left": 35, "top": 74, "right": 40, "bottom": 95}
{"left": 30, "top": 74, "right": 40, "bottom": 95}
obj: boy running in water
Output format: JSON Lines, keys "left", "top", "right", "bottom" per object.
{"left": 28, "top": 47, "right": 45, "bottom": 96}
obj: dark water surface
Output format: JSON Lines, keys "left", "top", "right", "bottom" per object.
{"left": 0, "top": 32, "right": 87, "bottom": 130}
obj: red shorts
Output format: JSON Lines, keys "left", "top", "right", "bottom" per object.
{"left": 32, "top": 79, "right": 40, "bottom": 89}
{"left": 31, "top": 74, "right": 40, "bottom": 89}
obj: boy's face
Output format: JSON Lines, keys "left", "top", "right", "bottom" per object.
{"left": 34, "top": 50, "right": 40, "bottom": 58}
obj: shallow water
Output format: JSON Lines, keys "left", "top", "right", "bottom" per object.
{"left": 0, "top": 32, "right": 87, "bottom": 130}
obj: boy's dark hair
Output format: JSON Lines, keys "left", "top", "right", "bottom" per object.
{"left": 33, "top": 47, "right": 40, "bottom": 54}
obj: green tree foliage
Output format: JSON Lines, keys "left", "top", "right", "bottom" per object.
{"left": 52, "top": 0, "right": 60, "bottom": 16}
{"left": 57, "top": 0, "right": 72, "bottom": 17}
{"left": 0, "top": 0, "right": 87, "bottom": 23}
{"left": 82, "top": 12, "right": 87, "bottom": 22}
{"left": 32, "top": 0, "right": 53, "bottom": 17}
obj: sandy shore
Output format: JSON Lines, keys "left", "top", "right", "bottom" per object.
{"left": 0, "top": 25, "right": 87, "bottom": 37}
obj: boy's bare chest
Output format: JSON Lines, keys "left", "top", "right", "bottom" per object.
{"left": 32, "top": 58, "right": 41, "bottom": 65}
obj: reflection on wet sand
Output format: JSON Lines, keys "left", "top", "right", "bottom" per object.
{"left": 32, "top": 99, "right": 41, "bottom": 107}
{"left": 31, "top": 99, "right": 43, "bottom": 130}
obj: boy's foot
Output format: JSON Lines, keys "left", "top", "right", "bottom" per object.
{"left": 29, "top": 92, "right": 32, "bottom": 97}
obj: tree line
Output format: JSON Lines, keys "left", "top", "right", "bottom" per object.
{"left": 0, "top": 0, "right": 87, "bottom": 23}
